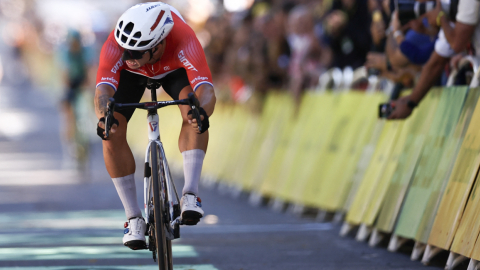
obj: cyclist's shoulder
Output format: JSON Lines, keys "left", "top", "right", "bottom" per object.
{"left": 98, "top": 31, "right": 123, "bottom": 63}
{"left": 168, "top": 8, "right": 197, "bottom": 47}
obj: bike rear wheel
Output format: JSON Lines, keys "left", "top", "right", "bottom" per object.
{"left": 151, "top": 144, "right": 173, "bottom": 270}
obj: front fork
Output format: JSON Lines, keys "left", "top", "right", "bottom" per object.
{"left": 144, "top": 140, "right": 181, "bottom": 239}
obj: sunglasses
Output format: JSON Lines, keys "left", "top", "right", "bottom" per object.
{"left": 122, "top": 49, "right": 148, "bottom": 61}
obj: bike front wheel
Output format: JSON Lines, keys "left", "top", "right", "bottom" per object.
{"left": 151, "top": 144, "right": 173, "bottom": 270}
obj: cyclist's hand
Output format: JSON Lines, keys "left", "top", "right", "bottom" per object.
{"left": 187, "top": 113, "right": 204, "bottom": 133}
{"left": 187, "top": 107, "right": 209, "bottom": 134}
{"left": 97, "top": 117, "right": 119, "bottom": 140}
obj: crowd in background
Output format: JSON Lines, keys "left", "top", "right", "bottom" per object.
{"left": 2, "top": 0, "right": 480, "bottom": 116}
{"left": 200, "top": 0, "right": 480, "bottom": 116}
{"left": 203, "top": 0, "right": 373, "bottom": 107}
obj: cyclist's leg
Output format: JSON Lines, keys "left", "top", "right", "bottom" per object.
{"left": 159, "top": 69, "right": 207, "bottom": 223}
{"left": 159, "top": 69, "right": 208, "bottom": 195}
{"left": 102, "top": 71, "right": 148, "bottom": 249}
{"left": 103, "top": 70, "right": 147, "bottom": 220}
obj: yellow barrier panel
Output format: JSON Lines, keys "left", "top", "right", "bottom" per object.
{"left": 317, "top": 93, "right": 386, "bottom": 211}
{"left": 276, "top": 92, "right": 338, "bottom": 203}
{"left": 376, "top": 87, "right": 464, "bottom": 232}
{"left": 229, "top": 113, "right": 261, "bottom": 187}
{"left": 412, "top": 87, "right": 480, "bottom": 244}
{"left": 345, "top": 89, "right": 439, "bottom": 225}
{"left": 451, "top": 91, "right": 480, "bottom": 258}
{"left": 241, "top": 92, "right": 295, "bottom": 191}
{"left": 345, "top": 120, "right": 403, "bottom": 225}
{"left": 203, "top": 103, "right": 235, "bottom": 179}
{"left": 472, "top": 232, "right": 480, "bottom": 260}
{"left": 452, "top": 167, "right": 480, "bottom": 257}
{"left": 248, "top": 93, "right": 296, "bottom": 192}
{"left": 216, "top": 105, "right": 254, "bottom": 183}
{"left": 286, "top": 93, "right": 353, "bottom": 205}
{"left": 202, "top": 102, "right": 230, "bottom": 177}
{"left": 361, "top": 118, "right": 413, "bottom": 226}
{"left": 235, "top": 93, "right": 278, "bottom": 190}
{"left": 428, "top": 88, "right": 480, "bottom": 250}
{"left": 259, "top": 93, "right": 316, "bottom": 199}
{"left": 302, "top": 92, "right": 365, "bottom": 208}
{"left": 342, "top": 120, "right": 385, "bottom": 212}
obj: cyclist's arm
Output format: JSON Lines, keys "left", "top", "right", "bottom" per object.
{"left": 195, "top": 84, "right": 216, "bottom": 116}
{"left": 95, "top": 84, "right": 115, "bottom": 119}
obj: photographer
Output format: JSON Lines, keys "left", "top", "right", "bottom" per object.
{"left": 388, "top": 0, "right": 480, "bottom": 119}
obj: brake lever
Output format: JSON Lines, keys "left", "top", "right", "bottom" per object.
{"left": 105, "top": 98, "right": 116, "bottom": 138}
{"left": 187, "top": 93, "right": 203, "bottom": 133}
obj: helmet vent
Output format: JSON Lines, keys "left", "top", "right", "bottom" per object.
{"left": 129, "top": 39, "right": 137, "bottom": 47}
{"left": 121, "top": 34, "right": 128, "bottom": 43}
{"left": 116, "top": 30, "right": 120, "bottom": 38}
{"left": 124, "top": 22, "right": 134, "bottom": 35}
{"left": 138, "top": 39, "right": 153, "bottom": 47}
{"left": 119, "top": 21, "right": 123, "bottom": 29}
{"left": 133, "top": 32, "right": 142, "bottom": 38}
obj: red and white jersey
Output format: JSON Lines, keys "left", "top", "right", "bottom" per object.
{"left": 96, "top": 6, "right": 213, "bottom": 92}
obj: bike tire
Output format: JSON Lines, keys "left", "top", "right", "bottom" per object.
{"left": 151, "top": 144, "right": 173, "bottom": 270}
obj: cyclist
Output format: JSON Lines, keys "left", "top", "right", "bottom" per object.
{"left": 60, "top": 30, "right": 91, "bottom": 167}
{"left": 94, "top": 2, "right": 216, "bottom": 250}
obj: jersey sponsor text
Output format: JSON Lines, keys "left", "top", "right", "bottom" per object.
{"left": 178, "top": 50, "right": 198, "bottom": 72}
{"left": 190, "top": 76, "right": 209, "bottom": 84}
{"left": 101, "top": 77, "right": 119, "bottom": 85}
{"left": 111, "top": 58, "right": 123, "bottom": 74}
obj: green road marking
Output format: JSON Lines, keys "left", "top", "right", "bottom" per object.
{"left": 0, "top": 245, "right": 197, "bottom": 260}
{"left": 0, "top": 210, "right": 126, "bottom": 230}
{"left": 0, "top": 234, "right": 121, "bottom": 246}
{"left": 0, "top": 265, "right": 218, "bottom": 270}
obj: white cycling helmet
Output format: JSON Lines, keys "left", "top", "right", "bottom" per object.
{"left": 115, "top": 2, "right": 174, "bottom": 51}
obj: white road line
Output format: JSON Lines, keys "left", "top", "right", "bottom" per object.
{"left": 0, "top": 245, "right": 197, "bottom": 261}
{"left": 183, "top": 222, "right": 334, "bottom": 234}
{"left": 0, "top": 265, "right": 219, "bottom": 270}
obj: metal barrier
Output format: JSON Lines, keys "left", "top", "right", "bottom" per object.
{"left": 446, "top": 55, "right": 480, "bottom": 87}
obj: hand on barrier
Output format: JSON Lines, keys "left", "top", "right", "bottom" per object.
{"left": 388, "top": 96, "right": 417, "bottom": 120}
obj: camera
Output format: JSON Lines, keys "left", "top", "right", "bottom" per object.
{"left": 379, "top": 103, "right": 394, "bottom": 118}
{"left": 396, "top": 0, "right": 459, "bottom": 26}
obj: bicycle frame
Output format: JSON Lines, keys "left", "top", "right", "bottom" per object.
{"left": 143, "top": 112, "right": 181, "bottom": 239}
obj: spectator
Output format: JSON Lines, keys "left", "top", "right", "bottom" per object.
{"left": 287, "top": 5, "right": 326, "bottom": 105}
{"left": 323, "top": 0, "right": 372, "bottom": 69}
{"left": 365, "top": 12, "right": 437, "bottom": 86}
{"left": 389, "top": 0, "right": 480, "bottom": 119}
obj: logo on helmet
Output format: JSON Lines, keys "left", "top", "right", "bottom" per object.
{"left": 146, "top": 4, "right": 161, "bottom": 12}
{"left": 150, "top": 10, "right": 165, "bottom": 34}
{"left": 163, "top": 16, "right": 173, "bottom": 27}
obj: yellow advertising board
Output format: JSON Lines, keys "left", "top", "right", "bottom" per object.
{"left": 428, "top": 89, "right": 480, "bottom": 249}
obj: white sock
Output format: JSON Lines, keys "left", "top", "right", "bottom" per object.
{"left": 182, "top": 149, "right": 205, "bottom": 196}
{"left": 112, "top": 173, "right": 142, "bottom": 220}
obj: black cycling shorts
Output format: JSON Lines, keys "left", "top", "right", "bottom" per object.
{"left": 113, "top": 68, "right": 190, "bottom": 122}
